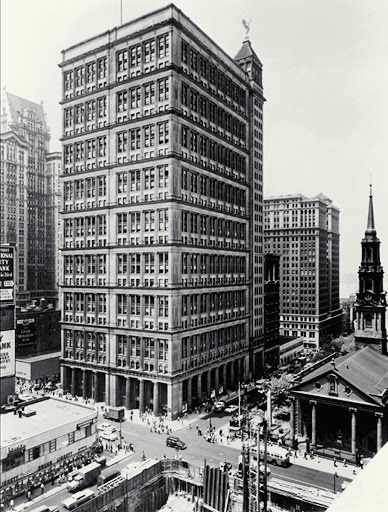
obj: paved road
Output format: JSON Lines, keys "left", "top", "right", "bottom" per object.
{"left": 22, "top": 410, "right": 349, "bottom": 510}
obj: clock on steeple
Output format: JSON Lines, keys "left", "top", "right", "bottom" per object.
{"left": 354, "top": 184, "right": 387, "bottom": 354}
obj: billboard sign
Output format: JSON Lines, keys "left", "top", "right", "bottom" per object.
{"left": 0, "top": 330, "right": 15, "bottom": 378}
{"left": 0, "top": 246, "right": 15, "bottom": 303}
{"left": 16, "top": 318, "right": 36, "bottom": 346}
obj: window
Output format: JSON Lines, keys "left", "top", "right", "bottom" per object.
{"left": 117, "top": 49, "right": 128, "bottom": 72}
{"left": 144, "top": 82, "right": 155, "bottom": 105}
{"left": 68, "top": 431, "right": 75, "bottom": 444}
{"left": 158, "top": 78, "right": 169, "bottom": 101}
{"left": 158, "top": 121, "right": 169, "bottom": 144}
{"left": 49, "top": 439, "right": 57, "bottom": 453}
{"left": 158, "top": 34, "right": 169, "bottom": 58}
{"left": 328, "top": 375, "right": 338, "bottom": 396}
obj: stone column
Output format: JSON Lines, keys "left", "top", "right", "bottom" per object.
{"left": 71, "top": 368, "right": 77, "bottom": 396}
{"left": 222, "top": 365, "right": 227, "bottom": 390}
{"left": 310, "top": 400, "right": 317, "bottom": 448}
{"left": 296, "top": 398, "right": 303, "bottom": 437}
{"left": 125, "top": 377, "right": 131, "bottom": 410}
{"left": 197, "top": 374, "right": 202, "bottom": 401}
{"left": 289, "top": 397, "right": 296, "bottom": 444}
{"left": 61, "top": 365, "right": 69, "bottom": 393}
{"left": 139, "top": 379, "right": 145, "bottom": 413}
{"left": 207, "top": 370, "right": 211, "bottom": 396}
{"left": 215, "top": 367, "right": 219, "bottom": 393}
{"left": 230, "top": 362, "right": 235, "bottom": 388}
{"left": 94, "top": 372, "right": 100, "bottom": 402}
{"left": 376, "top": 412, "right": 383, "bottom": 451}
{"left": 153, "top": 381, "right": 160, "bottom": 416}
{"left": 82, "top": 370, "right": 87, "bottom": 400}
{"left": 105, "top": 373, "right": 110, "bottom": 405}
{"left": 187, "top": 377, "right": 192, "bottom": 409}
{"left": 349, "top": 407, "right": 357, "bottom": 455}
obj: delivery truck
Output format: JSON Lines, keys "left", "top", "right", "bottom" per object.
{"left": 67, "top": 462, "right": 102, "bottom": 492}
{"left": 103, "top": 406, "right": 125, "bottom": 422}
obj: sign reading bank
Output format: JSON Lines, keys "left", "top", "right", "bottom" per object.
{"left": 0, "top": 330, "right": 15, "bottom": 378}
{"left": 0, "top": 246, "right": 15, "bottom": 303}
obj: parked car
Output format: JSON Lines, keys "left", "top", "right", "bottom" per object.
{"left": 214, "top": 401, "right": 226, "bottom": 412}
{"left": 62, "top": 489, "right": 95, "bottom": 510}
{"left": 225, "top": 404, "right": 239, "bottom": 414}
{"left": 166, "top": 436, "right": 186, "bottom": 450}
{"left": 18, "top": 393, "right": 34, "bottom": 401}
{"left": 99, "top": 431, "right": 118, "bottom": 442}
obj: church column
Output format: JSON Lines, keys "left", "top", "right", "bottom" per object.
{"left": 82, "top": 370, "right": 87, "bottom": 400}
{"left": 349, "top": 407, "right": 357, "bottom": 456}
{"left": 289, "top": 397, "right": 296, "bottom": 444}
{"left": 376, "top": 412, "right": 383, "bottom": 451}
{"left": 139, "top": 379, "right": 145, "bottom": 413}
{"left": 310, "top": 400, "right": 317, "bottom": 448}
{"left": 71, "top": 368, "right": 77, "bottom": 396}
{"left": 187, "top": 377, "right": 192, "bottom": 409}
{"left": 296, "top": 398, "right": 303, "bottom": 437}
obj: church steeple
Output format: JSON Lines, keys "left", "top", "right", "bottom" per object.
{"left": 354, "top": 184, "right": 387, "bottom": 354}
{"left": 365, "top": 183, "right": 376, "bottom": 238}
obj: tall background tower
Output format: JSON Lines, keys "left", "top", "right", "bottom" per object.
{"left": 354, "top": 185, "right": 387, "bottom": 354}
{"left": 0, "top": 90, "right": 58, "bottom": 306}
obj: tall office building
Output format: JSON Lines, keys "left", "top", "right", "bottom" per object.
{"left": 59, "top": 4, "right": 265, "bottom": 418}
{"left": 264, "top": 194, "right": 342, "bottom": 348}
{"left": 0, "top": 91, "right": 58, "bottom": 306}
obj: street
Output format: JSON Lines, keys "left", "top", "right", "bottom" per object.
{"left": 23, "top": 408, "right": 350, "bottom": 511}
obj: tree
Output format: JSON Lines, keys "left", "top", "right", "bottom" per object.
{"left": 269, "top": 376, "right": 291, "bottom": 408}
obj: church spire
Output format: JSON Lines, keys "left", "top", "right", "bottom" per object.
{"left": 365, "top": 182, "right": 376, "bottom": 238}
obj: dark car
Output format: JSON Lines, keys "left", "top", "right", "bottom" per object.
{"left": 166, "top": 436, "right": 186, "bottom": 450}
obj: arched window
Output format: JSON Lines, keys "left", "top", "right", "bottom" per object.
{"left": 327, "top": 374, "right": 338, "bottom": 396}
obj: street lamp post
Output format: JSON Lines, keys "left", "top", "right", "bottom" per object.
{"left": 333, "top": 472, "right": 338, "bottom": 494}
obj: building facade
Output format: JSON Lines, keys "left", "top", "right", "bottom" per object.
{"left": 0, "top": 91, "right": 58, "bottom": 306}
{"left": 264, "top": 193, "right": 342, "bottom": 349}
{"left": 46, "top": 151, "right": 62, "bottom": 289}
{"left": 354, "top": 186, "right": 387, "bottom": 353}
{"left": 59, "top": 4, "right": 265, "bottom": 418}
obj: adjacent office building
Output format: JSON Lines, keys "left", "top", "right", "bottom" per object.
{"left": 59, "top": 4, "right": 265, "bottom": 418}
{"left": 0, "top": 91, "right": 58, "bottom": 306}
{"left": 264, "top": 193, "right": 342, "bottom": 348}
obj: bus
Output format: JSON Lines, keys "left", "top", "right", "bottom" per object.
{"left": 254, "top": 444, "right": 290, "bottom": 467}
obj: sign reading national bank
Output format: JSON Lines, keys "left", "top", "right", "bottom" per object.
{"left": 0, "top": 246, "right": 15, "bottom": 303}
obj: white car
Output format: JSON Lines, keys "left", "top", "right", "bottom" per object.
{"left": 225, "top": 405, "right": 239, "bottom": 414}
{"left": 97, "top": 422, "right": 116, "bottom": 433}
{"left": 18, "top": 393, "right": 34, "bottom": 401}
{"left": 62, "top": 489, "right": 95, "bottom": 510}
{"left": 214, "top": 401, "right": 226, "bottom": 412}
{"left": 100, "top": 431, "right": 118, "bottom": 442}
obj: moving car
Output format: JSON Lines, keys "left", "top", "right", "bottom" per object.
{"left": 213, "top": 401, "right": 226, "bottom": 412}
{"left": 62, "top": 489, "right": 95, "bottom": 510}
{"left": 225, "top": 404, "right": 239, "bottom": 414}
{"left": 99, "top": 431, "right": 118, "bottom": 442}
{"left": 166, "top": 436, "right": 186, "bottom": 450}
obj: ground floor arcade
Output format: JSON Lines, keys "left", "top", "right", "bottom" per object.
{"left": 289, "top": 397, "right": 387, "bottom": 460}
{"left": 61, "top": 354, "right": 251, "bottom": 419}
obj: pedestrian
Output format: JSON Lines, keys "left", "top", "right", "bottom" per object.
{"left": 333, "top": 457, "right": 337, "bottom": 467}
{"left": 40, "top": 482, "right": 45, "bottom": 494}
{"left": 9, "top": 499, "right": 14, "bottom": 510}
{"left": 27, "top": 490, "right": 32, "bottom": 501}
{"left": 343, "top": 459, "right": 347, "bottom": 467}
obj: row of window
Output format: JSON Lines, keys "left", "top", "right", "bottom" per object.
{"left": 181, "top": 125, "right": 246, "bottom": 174}
{"left": 181, "top": 253, "right": 246, "bottom": 275}
{"left": 181, "top": 290, "right": 246, "bottom": 315}
{"left": 181, "top": 81, "right": 246, "bottom": 141}
{"left": 117, "top": 121, "right": 169, "bottom": 153}
{"left": 182, "top": 168, "right": 246, "bottom": 208}
{"left": 116, "top": 34, "right": 170, "bottom": 72}
{"left": 63, "top": 176, "right": 106, "bottom": 201}
{"left": 64, "top": 58, "right": 107, "bottom": 92}
{"left": 182, "top": 323, "right": 246, "bottom": 358}
{"left": 116, "top": 78, "right": 169, "bottom": 112}
{"left": 64, "top": 255, "right": 106, "bottom": 275}
{"left": 181, "top": 211, "right": 246, "bottom": 240}
{"left": 181, "top": 40, "right": 247, "bottom": 108}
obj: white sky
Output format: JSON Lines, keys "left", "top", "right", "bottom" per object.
{"left": 1, "top": 0, "right": 388, "bottom": 297}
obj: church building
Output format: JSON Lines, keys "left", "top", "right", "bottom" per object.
{"left": 289, "top": 186, "right": 388, "bottom": 461}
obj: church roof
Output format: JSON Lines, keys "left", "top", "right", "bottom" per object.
{"left": 291, "top": 346, "right": 388, "bottom": 405}
{"left": 5, "top": 91, "right": 47, "bottom": 131}
{"left": 234, "top": 40, "right": 262, "bottom": 66}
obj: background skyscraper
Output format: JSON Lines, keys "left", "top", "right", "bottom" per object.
{"left": 0, "top": 91, "right": 58, "bottom": 306}
{"left": 264, "top": 193, "right": 342, "bottom": 348}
